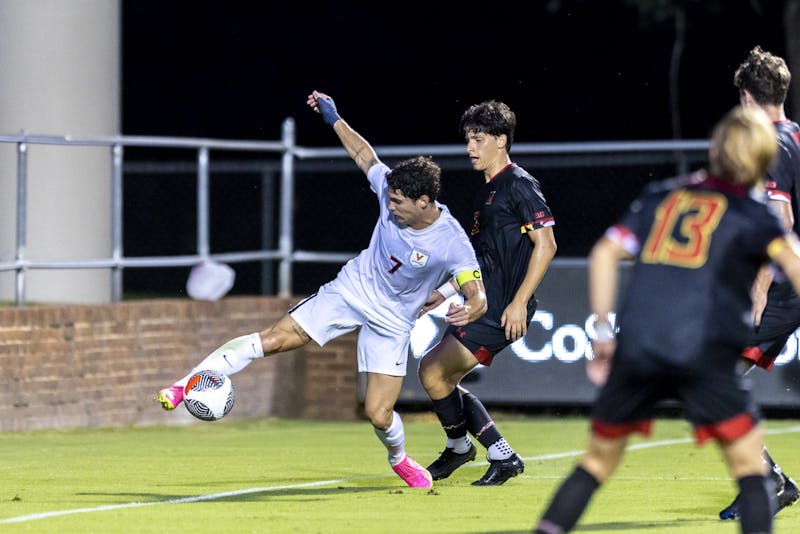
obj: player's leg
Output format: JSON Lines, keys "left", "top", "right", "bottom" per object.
{"left": 721, "top": 312, "right": 800, "bottom": 519}
{"left": 156, "top": 313, "right": 310, "bottom": 410}
{"left": 419, "top": 326, "right": 523, "bottom": 484}
{"left": 365, "top": 372, "right": 432, "bottom": 488}
{"left": 361, "top": 325, "right": 432, "bottom": 488}
{"left": 763, "top": 446, "right": 800, "bottom": 512}
{"left": 418, "top": 335, "right": 479, "bottom": 479}
{"left": 460, "top": 386, "right": 525, "bottom": 485}
{"left": 536, "top": 353, "right": 655, "bottom": 532}
{"left": 534, "top": 434, "right": 626, "bottom": 534}
{"left": 719, "top": 425, "right": 773, "bottom": 534}
{"left": 723, "top": 443, "right": 800, "bottom": 520}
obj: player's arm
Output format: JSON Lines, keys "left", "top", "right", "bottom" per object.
{"left": 418, "top": 278, "right": 456, "bottom": 316}
{"left": 307, "top": 90, "right": 379, "bottom": 175}
{"left": 768, "top": 233, "right": 800, "bottom": 296}
{"left": 589, "top": 236, "right": 630, "bottom": 322}
{"left": 443, "top": 270, "right": 487, "bottom": 327}
{"left": 750, "top": 265, "right": 772, "bottom": 326}
{"left": 752, "top": 199, "right": 794, "bottom": 325}
{"left": 501, "top": 225, "right": 557, "bottom": 340}
{"left": 586, "top": 235, "right": 632, "bottom": 386}
{"left": 773, "top": 198, "right": 796, "bottom": 230}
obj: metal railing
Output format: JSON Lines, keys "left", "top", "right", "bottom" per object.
{"left": 0, "top": 118, "right": 710, "bottom": 306}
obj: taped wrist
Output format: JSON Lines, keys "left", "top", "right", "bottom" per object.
{"left": 587, "top": 313, "right": 616, "bottom": 342}
{"left": 318, "top": 96, "right": 341, "bottom": 126}
{"left": 437, "top": 280, "right": 457, "bottom": 298}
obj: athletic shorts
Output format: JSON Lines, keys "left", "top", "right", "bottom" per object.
{"left": 447, "top": 301, "right": 537, "bottom": 366}
{"left": 448, "top": 321, "right": 512, "bottom": 366}
{"left": 741, "top": 299, "right": 800, "bottom": 370}
{"left": 590, "top": 350, "right": 760, "bottom": 445}
{"left": 289, "top": 281, "right": 410, "bottom": 377}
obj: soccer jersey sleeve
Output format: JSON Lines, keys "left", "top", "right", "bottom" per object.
{"left": 511, "top": 175, "right": 555, "bottom": 233}
{"left": 606, "top": 194, "right": 652, "bottom": 255}
{"left": 446, "top": 222, "right": 481, "bottom": 280}
{"left": 765, "top": 133, "right": 800, "bottom": 204}
{"left": 367, "top": 162, "right": 391, "bottom": 198}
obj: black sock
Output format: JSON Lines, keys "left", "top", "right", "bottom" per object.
{"left": 431, "top": 388, "right": 466, "bottom": 440}
{"left": 461, "top": 388, "right": 503, "bottom": 449}
{"left": 535, "top": 466, "right": 600, "bottom": 534}
{"left": 737, "top": 475, "right": 773, "bottom": 534}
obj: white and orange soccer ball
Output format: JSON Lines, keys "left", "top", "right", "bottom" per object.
{"left": 183, "top": 370, "right": 235, "bottom": 421}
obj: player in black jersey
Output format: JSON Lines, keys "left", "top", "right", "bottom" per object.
{"left": 417, "top": 101, "right": 557, "bottom": 485}
{"left": 535, "top": 106, "right": 800, "bottom": 534}
{"left": 719, "top": 46, "right": 800, "bottom": 521}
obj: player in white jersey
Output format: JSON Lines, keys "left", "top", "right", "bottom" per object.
{"left": 156, "top": 90, "right": 488, "bottom": 488}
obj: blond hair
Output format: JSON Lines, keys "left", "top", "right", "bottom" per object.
{"left": 709, "top": 106, "right": 778, "bottom": 186}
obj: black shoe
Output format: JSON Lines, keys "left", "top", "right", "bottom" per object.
{"left": 471, "top": 453, "right": 524, "bottom": 486}
{"left": 426, "top": 443, "right": 477, "bottom": 481}
{"left": 719, "top": 475, "right": 800, "bottom": 520}
{"left": 719, "top": 495, "right": 740, "bottom": 520}
{"left": 777, "top": 476, "right": 800, "bottom": 515}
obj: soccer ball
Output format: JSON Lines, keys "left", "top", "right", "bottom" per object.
{"left": 183, "top": 370, "right": 235, "bottom": 421}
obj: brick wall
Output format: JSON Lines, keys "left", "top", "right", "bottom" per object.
{"left": 0, "top": 297, "right": 361, "bottom": 431}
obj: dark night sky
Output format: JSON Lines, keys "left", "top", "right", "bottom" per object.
{"left": 121, "top": 1, "right": 789, "bottom": 145}
{"left": 119, "top": 0, "right": 792, "bottom": 295}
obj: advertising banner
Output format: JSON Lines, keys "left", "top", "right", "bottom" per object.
{"left": 399, "top": 263, "right": 800, "bottom": 409}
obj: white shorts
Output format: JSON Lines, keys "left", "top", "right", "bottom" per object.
{"left": 289, "top": 281, "right": 410, "bottom": 377}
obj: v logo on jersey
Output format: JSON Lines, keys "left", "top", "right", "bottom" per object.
{"left": 409, "top": 249, "right": 430, "bottom": 268}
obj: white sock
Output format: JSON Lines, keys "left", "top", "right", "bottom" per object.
{"left": 176, "top": 332, "right": 264, "bottom": 387}
{"left": 373, "top": 411, "right": 406, "bottom": 466}
{"left": 446, "top": 436, "right": 473, "bottom": 454}
{"left": 487, "top": 438, "right": 514, "bottom": 461}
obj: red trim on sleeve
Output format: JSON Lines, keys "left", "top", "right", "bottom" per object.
{"left": 606, "top": 224, "right": 640, "bottom": 254}
{"left": 767, "top": 190, "right": 792, "bottom": 203}
{"left": 522, "top": 217, "right": 555, "bottom": 232}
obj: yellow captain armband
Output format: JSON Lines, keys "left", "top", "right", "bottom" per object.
{"left": 455, "top": 269, "right": 482, "bottom": 289}
{"left": 767, "top": 236, "right": 788, "bottom": 259}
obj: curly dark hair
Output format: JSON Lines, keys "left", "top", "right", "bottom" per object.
{"left": 460, "top": 100, "right": 517, "bottom": 152}
{"left": 386, "top": 156, "right": 441, "bottom": 201}
{"left": 734, "top": 46, "right": 791, "bottom": 106}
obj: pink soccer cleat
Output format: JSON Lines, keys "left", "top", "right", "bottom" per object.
{"left": 392, "top": 455, "right": 433, "bottom": 488}
{"left": 155, "top": 384, "right": 185, "bottom": 411}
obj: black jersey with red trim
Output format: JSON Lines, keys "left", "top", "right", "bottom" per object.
{"left": 468, "top": 163, "right": 555, "bottom": 327}
{"left": 609, "top": 173, "right": 785, "bottom": 369}
{"left": 764, "top": 119, "right": 800, "bottom": 302}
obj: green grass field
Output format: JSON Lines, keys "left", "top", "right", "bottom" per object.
{"left": 2, "top": 415, "right": 799, "bottom": 533}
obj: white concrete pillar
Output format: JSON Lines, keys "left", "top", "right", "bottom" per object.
{"left": 0, "top": 0, "right": 120, "bottom": 303}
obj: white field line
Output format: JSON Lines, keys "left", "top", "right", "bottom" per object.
{"left": 2, "top": 424, "right": 799, "bottom": 525}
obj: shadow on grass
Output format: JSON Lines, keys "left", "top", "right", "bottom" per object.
{"left": 573, "top": 519, "right": 714, "bottom": 531}
{"left": 482, "top": 518, "right": 714, "bottom": 534}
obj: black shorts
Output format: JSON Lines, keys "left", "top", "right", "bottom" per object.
{"left": 448, "top": 321, "right": 510, "bottom": 366}
{"left": 448, "top": 300, "right": 537, "bottom": 366}
{"left": 742, "top": 299, "right": 800, "bottom": 370}
{"left": 591, "top": 349, "right": 760, "bottom": 445}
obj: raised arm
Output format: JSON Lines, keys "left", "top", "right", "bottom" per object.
{"left": 307, "top": 90, "right": 379, "bottom": 175}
